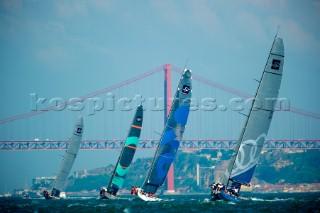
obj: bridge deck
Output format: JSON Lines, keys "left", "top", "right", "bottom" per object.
{"left": 0, "top": 139, "right": 319, "bottom": 150}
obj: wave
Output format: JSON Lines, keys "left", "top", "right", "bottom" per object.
{"left": 202, "top": 198, "right": 210, "bottom": 203}
{"left": 251, "top": 197, "right": 295, "bottom": 202}
{"left": 68, "top": 196, "right": 97, "bottom": 200}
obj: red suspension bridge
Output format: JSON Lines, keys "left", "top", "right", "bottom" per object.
{"left": 1, "top": 64, "right": 319, "bottom": 191}
{"left": 1, "top": 64, "right": 319, "bottom": 148}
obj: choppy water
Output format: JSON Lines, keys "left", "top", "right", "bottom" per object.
{"left": 1, "top": 193, "right": 320, "bottom": 212}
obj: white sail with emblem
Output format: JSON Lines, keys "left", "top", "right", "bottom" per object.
{"left": 222, "top": 37, "right": 285, "bottom": 190}
{"left": 51, "top": 116, "right": 84, "bottom": 197}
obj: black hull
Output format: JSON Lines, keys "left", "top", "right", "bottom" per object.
{"left": 43, "top": 190, "right": 54, "bottom": 200}
{"left": 211, "top": 193, "right": 221, "bottom": 201}
{"left": 99, "top": 195, "right": 109, "bottom": 200}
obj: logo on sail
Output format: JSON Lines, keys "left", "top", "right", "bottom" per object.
{"left": 76, "top": 128, "right": 82, "bottom": 134}
{"left": 182, "top": 85, "right": 190, "bottom": 95}
{"left": 136, "top": 116, "right": 142, "bottom": 122}
{"left": 271, "top": 59, "right": 281, "bottom": 70}
{"left": 231, "top": 133, "right": 266, "bottom": 177}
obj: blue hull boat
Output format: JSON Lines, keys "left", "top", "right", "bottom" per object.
{"left": 219, "top": 190, "right": 243, "bottom": 202}
{"left": 209, "top": 36, "right": 285, "bottom": 203}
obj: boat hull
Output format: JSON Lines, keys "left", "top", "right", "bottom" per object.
{"left": 136, "top": 188, "right": 161, "bottom": 202}
{"left": 211, "top": 192, "right": 221, "bottom": 201}
{"left": 218, "top": 190, "right": 243, "bottom": 202}
{"left": 99, "top": 193, "right": 116, "bottom": 200}
{"left": 43, "top": 190, "right": 66, "bottom": 200}
{"left": 59, "top": 192, "right": 66, "bottom": 199}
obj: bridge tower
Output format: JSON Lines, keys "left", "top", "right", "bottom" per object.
{"left": 164, "top": 64, "right": 175, "bottom": 193}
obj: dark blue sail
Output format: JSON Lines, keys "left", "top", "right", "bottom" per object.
{"left": 142, "top": 69, "right": 192, "bottom": 194}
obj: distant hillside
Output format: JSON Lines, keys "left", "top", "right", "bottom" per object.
{"left": 66, "top": 149, "right": 320, "bottom": 193}
{"left": 255, "top": 150, "right": 320, "bottom": 184}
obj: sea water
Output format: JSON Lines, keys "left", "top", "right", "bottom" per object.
{"left": 1, "top": 193, "right": 319, "bottom": 212}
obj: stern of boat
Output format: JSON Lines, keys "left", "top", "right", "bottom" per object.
{"left": 136, "top": 188, "right": 161, "bottom": 202}
{"left": 59, "top": 191, "right": 66, "bottom": 199}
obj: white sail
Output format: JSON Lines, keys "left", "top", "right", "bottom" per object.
{"left": 223, "top": 37, "right": 285, "bottom": 188}
{"left": 51, "top": 116, "right": 84, "bottom": 197}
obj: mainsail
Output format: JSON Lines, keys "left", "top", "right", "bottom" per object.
{"left": 51, "top": 116, "right": 84, "bottom": 197}
{"left": 106, "top": 105, "right": 143, "bottom": 196}
{"left": 141, "top": 69, "right": 192, "bottom": 194}
{"left": 222, "top": 37, "right": 285, "bottom": 191}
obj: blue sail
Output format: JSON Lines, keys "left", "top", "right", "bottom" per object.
{"left": 142, "top": 69, "right": 192, "bottom": 194}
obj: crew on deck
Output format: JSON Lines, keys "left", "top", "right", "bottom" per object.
{"left": 43, "top": 190, "right": 53, "bottom": 199}
{"left": 100, "top": 187, "right": 106, "bottom": 196}
{"left": 131, "top": 186, "right": 138, "bottom": 195}
{"left": 210, "top": 183, "right": 225, "bottom": 194}
{"left": 230, "top": 187, "right": 239, "bottom": 197}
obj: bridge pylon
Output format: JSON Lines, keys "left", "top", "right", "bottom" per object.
{"left": 163, "top": 64, "right": 175, "bottom": 193}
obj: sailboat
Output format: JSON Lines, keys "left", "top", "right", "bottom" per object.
{"left": 210, "top": 36, "right": 285, "bottom": 202}
{"left": 133, "top": 69, "right": 192, "bottom": 201}
{"left": 44, "top": 116, "right": 84, "bottom": 199}
{"left": 100, "top": 105, "right": 143, "bottom": 199}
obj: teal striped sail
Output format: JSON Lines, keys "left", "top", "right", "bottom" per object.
{"left": 103, "top": 105, "right": 143, "bottom": 197}
{"left": 141, "top": 69, "right": 192, "bottom": 194}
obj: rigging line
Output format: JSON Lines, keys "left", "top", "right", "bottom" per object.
{"left": 183, "top": 59, "right": 189, "bottom": 70}
{"left": 238, "top": 112, "right": 249, "bottom": 117}
{"left": 153, "top": 131, "right": 162, "bottom": 136}
{"left": 275, "top": 25, "right": 280, "bottom": 38}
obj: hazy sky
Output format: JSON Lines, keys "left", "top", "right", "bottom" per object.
{"left": 0, "top": 0, "right": 320, "bottom": 193}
